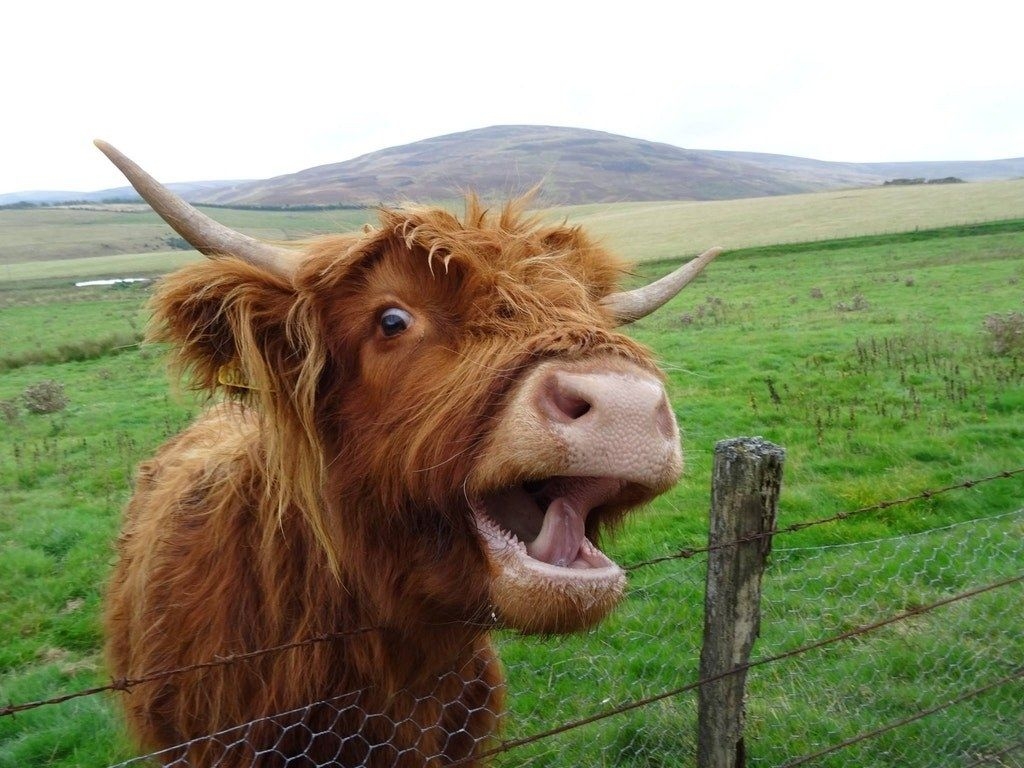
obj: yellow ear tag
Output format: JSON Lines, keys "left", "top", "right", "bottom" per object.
{"left": 217, "top": 365, "right": 257, "bottom": 391}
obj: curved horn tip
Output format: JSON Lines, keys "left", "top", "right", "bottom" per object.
{"left": 93, "top": 139, "right": 125, "bottom": 163}
{"left": 92, "top": 139, "right": 297, "bottom": 277}
{"left": 602, "top": 245, "right": 725, "bottom": 326}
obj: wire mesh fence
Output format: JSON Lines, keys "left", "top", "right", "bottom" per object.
{"left": 486, "top": 507, "right": 1023, "bottom": 768}
{"left": 750, "top": 509, "right": 1024, "bottom": 767}
{"left": 110, "top": 668, "right": 504, "bottom": 768}
{"left": 4, "top": 470, "right": 1021, "bottom": 767}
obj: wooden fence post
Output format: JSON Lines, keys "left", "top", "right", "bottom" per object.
{"left": 697, "top": 437, "right": 785, "bottom": 768}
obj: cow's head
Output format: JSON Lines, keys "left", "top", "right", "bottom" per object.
{"left": 96, "top": 141, "right": 720, "bottom": 635}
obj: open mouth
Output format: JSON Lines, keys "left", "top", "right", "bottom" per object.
{"left": 471, "top": 476, "right": 631, "bottom": 577}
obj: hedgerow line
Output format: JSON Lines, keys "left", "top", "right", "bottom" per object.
{"left": 3, "top": 466, "right": 1020, "bottom": 723}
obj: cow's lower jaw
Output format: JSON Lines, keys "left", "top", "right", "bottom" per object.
{"left": 471, "top": 476, "right": 630, "bottom": 634}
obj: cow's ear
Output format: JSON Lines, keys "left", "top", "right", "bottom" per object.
{"left": 149, "top": 258, "right": 319, "bottom": 402}
{"left": 151, "top": 257, "right": 336, "bottom": 567}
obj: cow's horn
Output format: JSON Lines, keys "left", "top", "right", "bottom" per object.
{"left": 93, "top": 140, "right": 296, "bottom": 276}
{"left": 602, "top": 246, "right": 723, "bottom": 325}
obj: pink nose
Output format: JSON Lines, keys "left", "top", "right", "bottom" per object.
{"left": 534, "top": 366, "right": 682, "bottom": 489}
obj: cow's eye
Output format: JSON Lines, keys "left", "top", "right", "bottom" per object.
{"left": 379, "top": 307, "right": 413, "bottom": 338}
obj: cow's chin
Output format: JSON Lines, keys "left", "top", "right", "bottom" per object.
{"left": 470, "top": 475, "right": 638, "bottom": 634}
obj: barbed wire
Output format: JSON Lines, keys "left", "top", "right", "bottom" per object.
{"left": 960, "top": 739, "right": 1024, "bottom": 768}
{"left": 452, "top": 572, "right": 1024, "bottom": 766}
{"left": 4, "top": 466, "right": 1021, "bottom": 723}
{"left": 778, "top": 667, "right": 1024, "bottom": 767}
{"left": 624, "top": 466, "right": 1024, "bottom": 572}
{"left": 772, "top": 506, "right": 1023, "bottom": 552}
{"left": 0, "top": 626, "right": 379, "bottom": 719}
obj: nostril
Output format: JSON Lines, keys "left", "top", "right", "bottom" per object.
{"left": 655, "top": 395, "right": 675, "bottom": 440}
{"left": 541, "top": 374, "right": 594, "bottom": 423}
{"left": 553, "top": 389, "right": 591, "bottom": 420}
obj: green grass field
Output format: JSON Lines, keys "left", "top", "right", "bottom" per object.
{"left": 0, "top": 202, "right": 1022, "bottom": 766}
{"left": 0, "top": 205, "right": 376, "bottom": 266}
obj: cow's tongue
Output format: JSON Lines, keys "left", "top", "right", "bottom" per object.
{"left": 526, "top": 498, "right": 584, "bottom": 567}
{"left": 524, "top": 477, "right": 623, "bottom": 567}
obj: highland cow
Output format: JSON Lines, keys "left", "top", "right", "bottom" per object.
{"left": 96, "top": 140, "right": 721, "bottom": 767}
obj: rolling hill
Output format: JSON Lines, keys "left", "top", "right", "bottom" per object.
{"left": 5, "top": 126, "right": 1022, "bottom": 208}
{"left": 196, "top": 125, "right": 1024, "bottom": 206}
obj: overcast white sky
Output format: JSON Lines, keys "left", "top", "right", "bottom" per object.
{"left": 2, "top": 0, "right": 1021, "bottom": 193}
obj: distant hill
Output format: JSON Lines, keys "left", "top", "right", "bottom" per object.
{"left": 0, "top": 180, "right": 249, "bottom": 207}
{"left": 705, "top": 151, "right": 1024, "bottom": 185}
{"left": 196, "top": 126, "right": 1024, "bottom": 207}
{"left": 195, "top": 125, "right": 869, "bottom": 206}
{"left": 5, "top": 126, "right": 1022, "bottom": 208}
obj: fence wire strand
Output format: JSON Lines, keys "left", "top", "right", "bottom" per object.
{"left": 625, "top": 466, "right": 1024, "bottom": 572}
{"left": 960, "top": 739, "right": 1024, "bottom": 768}
{"left": 0, "top": 626, "right": 381, "bottom": 719}
{"left": 778, "top": 667, "right": 1024, "bottom": 767}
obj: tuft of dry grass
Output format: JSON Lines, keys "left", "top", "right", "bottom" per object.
{"left": 983, "top": 312, "right": 1024, "bottom": 357}
{"left": 22, "top": 380, "right": 69, "bottom": 414}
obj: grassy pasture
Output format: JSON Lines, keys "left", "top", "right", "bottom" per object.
{"left": 565, "top": 178, "right": 1024, "bottom": 261}
{"left": 0, "top": 205, "right": 377, "bottom": 266}
{"left": 0, "top": 251, "right": 206, "bottom": 284}
{"left": 3, "top": 177, "right": 1023, "bottom": 271}
{"left": 0, "top": 204, "right": 1022, "bottom": 765}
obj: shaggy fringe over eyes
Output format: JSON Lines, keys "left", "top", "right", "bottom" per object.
{"left": 380, "top": 194, "right": 628, "bottom": 321}
{"left": 296, "top": 194, "right": 630, "bottom": 342}
{"left": 296, "top": 196, "right": 624, "bottom": 315}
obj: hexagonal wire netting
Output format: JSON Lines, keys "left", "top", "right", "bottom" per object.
{"left": 105, "top": 499, "right": 1022, "bottom": 768}
{"left": 746, "top": 507, "right": 1023, "bottom": 767}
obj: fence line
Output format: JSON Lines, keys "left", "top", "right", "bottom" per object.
{"left": 5, "top": 467, "right": 1021, "bottom": 767}
{"left": 0, "top": 626, "right": 382, "bottom": 720}
{"left": 772, "top": 506, "right": 1024, "bottom": 552}
{"left": 455, "top": 572, "right": 1023, "bottom": 767}
{"left": 3, "top": 465, "right": 1021, "bottom": 723}
{"left": 110, "top": 687, "right": 371, "bottom": 768}
{"left": 101, "top": 550, "right": 1019, "bottom": 766}
{"left": 625, "top": 465, "right": 1024, "bottom": 572}
{"left": 961, "top": 739, "right": 1024, "bottom": 768}
{"left": 778, "top": 667, "right": 1024, "bottom": 767}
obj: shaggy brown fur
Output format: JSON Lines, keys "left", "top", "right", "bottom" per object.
{"left": 105, "top": 197, "right": 667, "bottom": 766}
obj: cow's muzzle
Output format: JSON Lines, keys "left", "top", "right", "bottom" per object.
{"left": 468, "top": 357, "right": 683, "bottom": 633}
